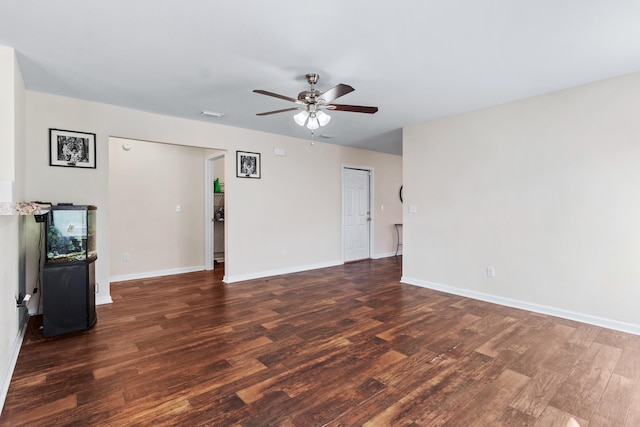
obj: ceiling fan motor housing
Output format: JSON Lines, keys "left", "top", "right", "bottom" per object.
{"left": 299, "top": 91, "right": 322, "bottom": 105}
{"left": 298, "top": 73, "right": 322, "bottom": 105}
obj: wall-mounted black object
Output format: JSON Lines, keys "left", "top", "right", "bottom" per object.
{"left": 43, "top": 205, "right": 97, "bottom": 336}
{"left": 32, "top": 201, "right": 51, "bottom": 223}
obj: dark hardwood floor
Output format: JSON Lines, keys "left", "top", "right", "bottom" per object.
{"left": 2, "top": 257, "right": 640, "bottom": 426}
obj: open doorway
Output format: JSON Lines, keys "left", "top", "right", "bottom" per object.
{"left": 205, "top": 152, "right": 226, "bottom": 273}
{"left": 109, "top": 137, "right": 225, "bottom": 283}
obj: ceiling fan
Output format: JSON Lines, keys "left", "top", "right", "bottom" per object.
{"left": 253, "top": 73, "right": 378, "bottom": 130}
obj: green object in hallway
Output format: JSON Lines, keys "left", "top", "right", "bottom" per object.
{"left": 214, "top": 178, "right": 222, "bottom": 193}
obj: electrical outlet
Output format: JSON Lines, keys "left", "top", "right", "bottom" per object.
{"left": 487, "top": 266, "right": 495, "bottom": 278}
{"left": 123, "top": 252, "right": 130, "bottom": 262}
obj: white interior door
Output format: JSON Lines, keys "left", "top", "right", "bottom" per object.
{"left": 343, "top": 167, "right": 371, "bottom": 262}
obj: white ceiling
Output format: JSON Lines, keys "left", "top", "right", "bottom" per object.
{"left": 2, "top": 1, "right": 640, "bottom": 155}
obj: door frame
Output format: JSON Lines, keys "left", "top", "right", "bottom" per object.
{"left": 341, "top": 165, "right": 375, "bottom": 262}
{"left": 205, "top": 152, "right": 226, "bottom": 271}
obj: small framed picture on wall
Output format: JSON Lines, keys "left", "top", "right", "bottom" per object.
{"left": 236, "top": 150, "right": 261, "bottom": 179}
{"left": 49, "top": 128, "right": 97, "bottom": 169}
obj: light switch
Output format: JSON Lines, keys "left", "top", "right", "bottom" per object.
{"left": 487, "top": 266, "right": 495, "bottom": 277}
{"left": 409, "top": 204, "right": 418, "bottom": 213}
{"left": 176, "top": 205, "right": 182, "bottom": 213}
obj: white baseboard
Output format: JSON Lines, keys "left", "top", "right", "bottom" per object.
{"left": 0, "top": 318, "right": 27, "bottom": 416}
{"left": 109, "top": 265, "right": 205, "bottom": 284}
{"left": 96, "top": 295, "right": 113, "bottom": 305}
{"left": 401, "top": 276, "right": 640, "bottom": 336}
{"left": 372, "top": 251, "right": 402, "bottom": 259}
{"left": 225, "top": 260, "right": 343, "bottom": 283}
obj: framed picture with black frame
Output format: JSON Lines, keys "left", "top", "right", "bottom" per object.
{"left": 236, "top": 150, "right": 261, "bottom": 179}
{"left": 49, "top": 128, "right": 96, "bottom": 169}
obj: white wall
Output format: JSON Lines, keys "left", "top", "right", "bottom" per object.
{"left": 0, "top": 46, "right": 26, "bottom": 414}
{"left": 403, "top": 72, "right": 640, "bottom": 332}
{"left": 24, "top": 92, "right": 402, "bottom": 296}
{"left": 0, "top": 47, "right": 15, "bottom": 181}
{"left": 109, "top": 138, "right": 216, "bottom": 278}
{"left": 0, "top": 216, "right": 20, "bottom": 413}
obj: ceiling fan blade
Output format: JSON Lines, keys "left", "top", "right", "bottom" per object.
{"left": 256, "top": 107, "right": 301, "bottom": 116}
{"left": 253, "top": 89, "right": 299, "bottom": 104}
{"left": 320, "top": 84, "right": 354, "bottom": 103}
{"left": 326, "top": 104, "right": 379, "bottom": 114}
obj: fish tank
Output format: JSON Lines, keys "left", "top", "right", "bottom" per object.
{"left": 45, "top": 205, "right": 97, "bottom": 263}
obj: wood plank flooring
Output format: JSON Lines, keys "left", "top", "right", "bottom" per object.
{"left": 2, "top": 257, "right": 640, "bottom": 426}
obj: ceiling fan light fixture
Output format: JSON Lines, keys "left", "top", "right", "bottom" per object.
{"left": 293, "top": 110, "right": 308, "bottom": 126}
{"left": 316, "top": 110, "right": 331, "bottom": 126}
{"left": 307, "top": 115, "right": 320, "bottom": 130}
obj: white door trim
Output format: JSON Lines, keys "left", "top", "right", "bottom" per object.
{"left": 341, "top": 165, "right": 375, "bottom": 262}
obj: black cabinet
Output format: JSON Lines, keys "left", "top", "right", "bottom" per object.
{"left": 43, "top": 204, "right": 97, "bottom": 336}
{"left": 43, "top": 261, "right": 96, "bottom": 336}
